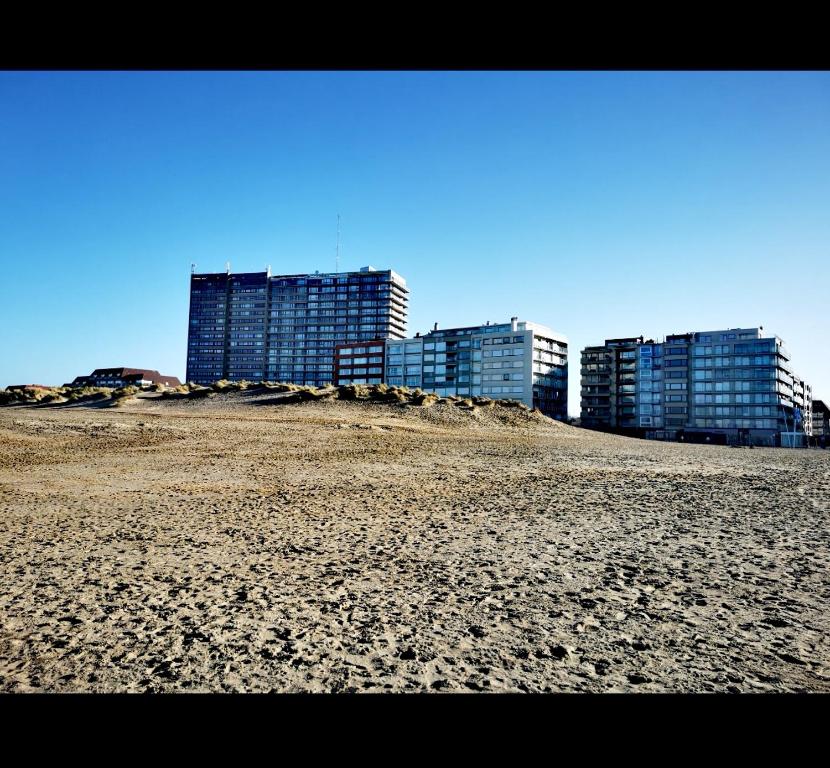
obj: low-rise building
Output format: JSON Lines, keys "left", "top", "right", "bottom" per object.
{"left": 6, "top": 384, "right": 53, "bottom": 392}
{"left": 67, "top": 368, "right": 182, "bottom": 388}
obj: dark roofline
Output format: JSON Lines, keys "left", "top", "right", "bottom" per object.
{"left": 423, "top": 321, "right": 517, "bottom": 337}
{"left": 192, "top": 268, "right": 396, "bottom": 280}
{"left": 603, "top": 336, "right": 644, "bottom": 346}
{"left": 81, "top": 369, "right": 182, "bottom": 387}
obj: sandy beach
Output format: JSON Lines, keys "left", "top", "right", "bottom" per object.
{"left": 1, "top": 389, "right": 828, "bottom": 692}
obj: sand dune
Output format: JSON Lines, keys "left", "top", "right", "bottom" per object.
{"left": 1, "top": 390, "right": 828, "bottom": 692}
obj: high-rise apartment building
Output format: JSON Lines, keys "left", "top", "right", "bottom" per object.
{"left": 376, "top": 318, "right": 568, "bottom": 419}
{"left": 581, "top": 327, "right": 812, "bottom": 446}
{"left": 187, "top": 266, "right": 408, "bottom": 386}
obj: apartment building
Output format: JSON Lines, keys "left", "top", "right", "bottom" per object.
{"left": 581, "top": 336, "right": 643, "bottom": 430}
{"left": 380, "top": 318, "right": 568, "bottom": 420}
{"left": 333, "top": 340, "right": 386, "bottom": 386}
{"left": 581, "top": 327, "right": 812, "bottom": 446}
{"left": 811, "top": 400, "right": 829, "bottom": 443}
{"left": 186, "top": 266, "right": 408, "bottom": 386}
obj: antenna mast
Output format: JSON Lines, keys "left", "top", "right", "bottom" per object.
{"left": 336, "top": 214, "right": 340, "bottom": 273}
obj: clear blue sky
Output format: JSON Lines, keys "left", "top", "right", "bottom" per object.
{"left": 1, "top": 71, "right": 828, "bottom": 414}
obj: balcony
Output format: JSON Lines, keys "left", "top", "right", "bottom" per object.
{"left": 386, "top": 292, "right": 408, "bottom": 309}
{"left": 776, "top": 359, "right": 793, "bottom": 375}
{"left": 582, "top": 396, "right": 611, "bottom": 406}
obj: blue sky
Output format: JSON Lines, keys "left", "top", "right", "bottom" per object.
{"left": 1, "top": 71, "right": 828, "bottom": 414}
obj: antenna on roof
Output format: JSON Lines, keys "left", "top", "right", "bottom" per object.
{"left": 191, "top": 263, "right": 196, "bottom": 274}
{"left": 266, "top": 264, "right": 271, "bottom": 278}
{"left": 226, "top": 261, "right": 231, "bottom": 275}
{"left": 336, "top": 214, "right": 341, "bottom": 273}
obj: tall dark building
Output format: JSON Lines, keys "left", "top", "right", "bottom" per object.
{"left": 186, "top": 266, "right": 408, "bottom": 386}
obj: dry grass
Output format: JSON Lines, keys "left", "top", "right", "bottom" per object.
{"left": 2, "top": 380, "right": 537, "bottom": 413}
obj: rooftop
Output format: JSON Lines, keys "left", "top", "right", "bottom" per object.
{"left": 192, "top": 266, "right": 406, "bottom": 287}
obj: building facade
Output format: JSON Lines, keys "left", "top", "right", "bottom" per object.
{"left": 380, "top": 318, "right": 568, "bottom": 419}
{"left": 581, "top": 336, "right": 643, "bottom": 430}
{"left": 581, "top": 327, "right": 812, "bottom": 446}
{"left": 186, "top": 266, "right": 408, "bottom": 386}
{"left": 333, "top": 340, "right": 386, "bottom": 386}
{"left": 811, "top": 399, "right": 829, "bottom": 444}
{"left": 68, "top": 368, "right": 182, "bottom": 388}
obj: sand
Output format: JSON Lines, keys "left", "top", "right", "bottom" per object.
{"left": 1, "top": 388, "right": 829, "bottom": 692}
